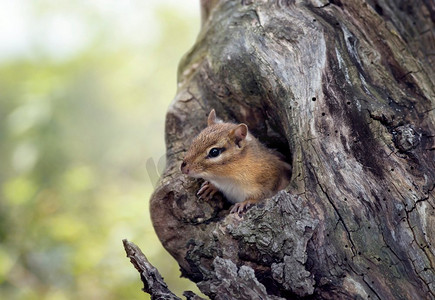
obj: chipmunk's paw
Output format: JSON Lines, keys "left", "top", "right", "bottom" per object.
{"left": 197, "top": 181, "right": 218, "bottom": 200}
{"left": 230, "top": 199, "right": 258, "bottom": 214}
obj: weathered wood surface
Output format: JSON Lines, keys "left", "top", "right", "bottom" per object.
{"left": 123, "top": 239, "right": 205, "bottom": 300}
{"left": 148, "top": 0, "right": 434, "bottom": 299}
{"left": 123, "top": 239, "right": 181, "bottom": 300}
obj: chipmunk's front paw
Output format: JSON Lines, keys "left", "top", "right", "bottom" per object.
{"left": 230, "top": 199, "right": 258, "bottom": 214}
{"left": 197, "top": 181, "right": 218, "bottom": 200}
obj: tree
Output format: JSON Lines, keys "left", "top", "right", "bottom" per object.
{"left": 125, "top": 0, "right": 435, "bottom": 299}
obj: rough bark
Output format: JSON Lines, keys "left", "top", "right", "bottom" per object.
{"left": 123, "top": 239, "right": 181, "bottom": 300}
{"left": 148, "top": 1, "right": 434, "bottom": 299}
{"left": 123, "top": 239, "right": 205, "bottom": 300}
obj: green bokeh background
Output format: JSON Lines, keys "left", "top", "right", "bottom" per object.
{"left": 0, "top": 1, "right": 201, "bottom": 299}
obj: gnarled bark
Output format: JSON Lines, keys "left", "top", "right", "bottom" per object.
{"left": 147, "top": 0, "right": 434, "bottom": 299}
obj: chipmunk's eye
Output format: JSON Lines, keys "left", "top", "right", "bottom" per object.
{"left": 208, "top": 147, "right": 223, "bottom": 158}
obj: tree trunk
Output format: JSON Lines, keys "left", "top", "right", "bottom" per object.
{"left": 146, "top": 0, "right": 435, "bottom": 299}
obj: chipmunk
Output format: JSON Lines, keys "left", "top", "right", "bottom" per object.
{"left": 180, "top": 109, "right": 291, "bottom": 214}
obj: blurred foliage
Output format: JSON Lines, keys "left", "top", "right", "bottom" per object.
{"left": 0, "top": 1, "right": 201, "bottom": 299}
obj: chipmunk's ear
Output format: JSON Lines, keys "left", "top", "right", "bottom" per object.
{"left": 231, "top": 123, "right": 248, "bottom": 147}
{"left": 207, "top": 109, "right": 217, "bottom": 126}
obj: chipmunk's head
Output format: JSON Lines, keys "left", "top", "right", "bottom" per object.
{"left": 181, "top": 109, "right": 250, "bottom": 179}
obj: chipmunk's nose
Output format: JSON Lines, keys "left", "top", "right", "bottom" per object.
{"left": 181, "top": 161, "right": 189, "bottom": 174}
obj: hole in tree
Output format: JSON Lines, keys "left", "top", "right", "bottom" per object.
{"left": 374, "top": 4, "right": 384, "bottom": 15}
{"left": 245, "top": 110, "right": 293, "bottom": 183}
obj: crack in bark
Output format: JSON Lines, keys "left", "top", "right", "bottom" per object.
{"left": 409, "top": 256, "right": 434, "bottom": 298}
{"left": 361, "top": 276, "right": 382, "bottom": 300}
{"left": 390, "top": 182, "right": 435, "bottom": 295}
{"left": 309, "top": 161, "right": 357, "bottom": 256}
{"left": 406, "top": 185, "right": 435, "bottom": 214}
